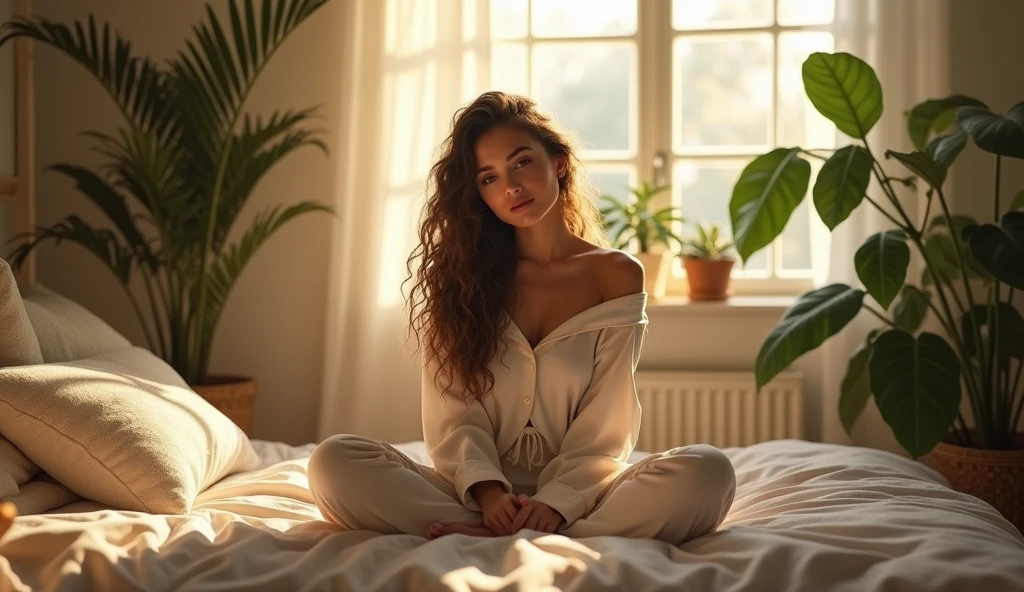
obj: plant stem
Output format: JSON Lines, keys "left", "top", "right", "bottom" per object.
{"left": 140, "top": 271, "right": 168, "bottom": 361}
{"left": 120, "top": 281, "right": 157, "bottom": 354}
{"left": 863, "top": 195, "right": 907, "bottom": 230}
{"left": 863, "top": 305, "right": 899, "bottom": 330}
{"left": 1011, "top": 358, "right": 1024, "bottom": 436}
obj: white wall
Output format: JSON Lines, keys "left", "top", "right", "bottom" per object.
{"left": 29, "top": 0, "right": 1019, "bottom": 448}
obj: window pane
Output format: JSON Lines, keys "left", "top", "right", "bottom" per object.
{"left": 673, "top": 160, "right": 768, "bottom": 271}
{"left": 534, "top": 42, "right": 635, "bottom": 153}
{"left": 532, "top": 0, "right": 637, "bottom": 38}
{"left": 781, "top": 163, "right": 821, "bottom": 272}
{"left": 673, "top": 34, "right": 773, "bottom": 151}
{"left": 778, "top": 32, "right": 835, "bottom": 147}
{"left": 672, "top": 0, "right": 772, "bottom": 30}
{"left": 490, "top": 42, "right": 528, "bottom": 95}
{"left": 490, "top": 0, "right": 528, "bottom": 40}
{"left": 588, "top": 167, "right": 635, "bottom": 206}
{"left": 778, "top": 0, "right": 835, "bottom": 26}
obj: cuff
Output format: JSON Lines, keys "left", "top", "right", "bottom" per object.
{"left": 531, "top": 481, "right": 587, "bottom": 527}
{"left": 454, "top": 460, "right": 512, "bottom": 511}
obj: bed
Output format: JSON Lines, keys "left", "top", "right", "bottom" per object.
{"left": 0, "top": 437, "right": 1022, "bottom": 591}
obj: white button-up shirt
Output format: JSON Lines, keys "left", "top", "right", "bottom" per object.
{"left": 421, "top": 292, "right": 648, "bottom": 527}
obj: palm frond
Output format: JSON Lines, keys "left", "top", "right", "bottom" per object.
{"left": 48, "top": 164, "right": 158, "bottom": 271}
{"left": 6, "top": 216, "right": 135, "bottom": 283}
{"left": 0, "top": 15, "right": 175, "bottom": 138}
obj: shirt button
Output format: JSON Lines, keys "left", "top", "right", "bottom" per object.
{"left": 524, "top": 398, "right": 532, "bottom": 405}
{"left": 526, "top": 364, "right": 534, "bottom": 371}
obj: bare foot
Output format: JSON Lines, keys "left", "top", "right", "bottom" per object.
{"left": 426, "top": 522, "right": 498, "bottom": 539}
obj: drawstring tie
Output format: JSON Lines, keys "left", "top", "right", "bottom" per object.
{"left": 507, "top": 426, "right": 545, "bottom": 470}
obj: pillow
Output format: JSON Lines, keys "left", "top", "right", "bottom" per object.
{"left": 19, "top": 283, "right": 132, "bottom": 363}
{"left": 0, "top": 347, "right": 260, "bottom": 514}
{"left": 0, "top": 258, "right": 44, "bottom": 368}
{"left": 0, "top": 259, "right": 43, "bottom": 499}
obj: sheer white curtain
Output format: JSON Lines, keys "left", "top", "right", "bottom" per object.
{"left": 318, "top": 0, "right": 491, "bottom": 443}
{"left": 820, "top": 0, "right": 952, "bottom": 454}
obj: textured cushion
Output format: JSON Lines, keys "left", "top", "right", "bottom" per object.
{"left": 20, "top": 284, "right": 132, "bottom": 363}
{"left": 0, "top": 347, "right": 260, "bottom": 514}
{"left": 0, "top": 259, "right": 43, "bottom": 499}
{"left": 0, "top": 258, "right": 43, "bottom": 368}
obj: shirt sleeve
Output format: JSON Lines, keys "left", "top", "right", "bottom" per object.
{"left": 530, "top": 324, "right": 645, "bottom": 527}
{"left": 420, "top": 359, "right": 512, "bottom": 511}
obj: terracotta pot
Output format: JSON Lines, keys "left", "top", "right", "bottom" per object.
{"left": 0, "top": 501, "right": 15, "bottom": 541}
{"left": 932, "top": 431, "right": 1024, "bottom": 534}
{"left": 636, "top": 251, "right": 672, "bottom": 298}
{"left": 191, "top": 375, "right": 257, "bottom": 437}
{"left": 683, "top": 257, "right": 734, "bottom": 301}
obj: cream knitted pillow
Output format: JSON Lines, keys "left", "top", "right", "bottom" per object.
{"left": 0, "top": 347, "right": 260, "bottom": 514}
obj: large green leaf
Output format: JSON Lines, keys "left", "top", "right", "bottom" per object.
{"left": 905, "top": 95, "right": 987, "bottom": 151}
{"left": 854, "top": 230, "right": 910, "bottom": 311}
{"left": 965, "top": 211, "right": 1024, "bottom": 290}
{"left": 802, "top": 52, "right": 883, "bottom": 140}
{"left": 926, "top": 129, "right": 968, "bottom": 170}
{"left": 729, "top": 148, "right": 811, "bottom": 263}
{"left": 961, "top": 303, "right": 1024, "bottom": 360}
{"left": 885, "top": 150, "right": 947, "bottom": 188}
{"left": 892, "top": 285, "right": 931, "bottom": 334}
{"left": 921, "top": 233, "right": 962, "bottom": 287}
{"left": 813, "top": 145, "right": 872, "bottom": 230}
{"left": 755, "top": 284, "right": 865, "bottom": 390}
{"left": 869, "top": 330, "right": 961, "bottom": 458}
{"left": 839, "top": 330, "right": 877, "bottom": 436}
{"left": 955, "top": 102, "right": 1024, "bottom": 160}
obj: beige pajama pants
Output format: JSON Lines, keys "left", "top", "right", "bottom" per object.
{"left": 307, "top": 434, "right": 736, "bottom": 545}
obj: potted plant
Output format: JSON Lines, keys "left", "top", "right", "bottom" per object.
{"left": 728, "top": 51, "right": 1024, "bottom": 531}
{"left": 599, "top": 181, "right": 685, "bottom": 298}
{"left": 0, "top": 0, "right": 334, "bottom": 435}
{"left": 680, "top": 221, "right": 735, "bottom": 301}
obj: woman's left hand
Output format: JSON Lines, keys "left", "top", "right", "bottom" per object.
{"left": 511, "top": 496, "right": 564, "bottom": 534}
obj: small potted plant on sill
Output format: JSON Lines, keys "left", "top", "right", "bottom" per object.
{"left": 0, "top": 1, "right": 335, "bottom": 436}
{"left": 599, "top": 181, "right": 685, "bottom": 298}
{"left": 728, "top": 50, "right": 1024, "bottom": 532}
{"left": 681, "top": 221, "right": 735, "bottom": 302}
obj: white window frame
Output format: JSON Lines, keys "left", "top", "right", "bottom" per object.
{"left": 487, "top": 0, "right": 835, "bottom": 297}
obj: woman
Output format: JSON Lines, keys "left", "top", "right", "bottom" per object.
{"left": 308, "top": 91, "right": 736, "bottom": 544}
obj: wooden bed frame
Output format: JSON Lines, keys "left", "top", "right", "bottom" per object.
{"left": 0, "top": 0, "right": 34, "bottom": 285}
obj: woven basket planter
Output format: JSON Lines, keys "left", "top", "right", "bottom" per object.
{"left": 932, "top": 432, "right": 1024, "bottom": 534}
{"left": 191, "top": 375, "right": 257, "bottom": 437}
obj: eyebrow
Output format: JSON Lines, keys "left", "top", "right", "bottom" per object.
{"left": 476, "top": 146, "right": 532, "bottom": 174}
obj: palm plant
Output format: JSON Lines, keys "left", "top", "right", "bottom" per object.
{"left": 599, "top": 181, "right": 685, "bottom": 253}
{"left": 681, "top": 221, "right": 734, "bottom": 260}
{"left": 0, "top": 0, "right": 334, "bottom": 385}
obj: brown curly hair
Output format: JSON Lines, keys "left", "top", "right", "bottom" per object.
{"left": 405, "top": 91, "right": 607, "bottom": 405}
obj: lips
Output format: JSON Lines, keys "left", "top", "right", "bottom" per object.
{"left": 510, "top": 198, "right": 534, "bottom": 213}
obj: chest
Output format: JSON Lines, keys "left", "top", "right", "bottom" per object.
{"left": 509, "top": 266, "right": 603, "bottom": 349}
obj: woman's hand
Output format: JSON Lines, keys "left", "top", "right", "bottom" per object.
{"left": 511, "top": 496, "right": 564, "bottom": 534}
{"left": 476, "top": 487, "right": 525, "bottom": 535}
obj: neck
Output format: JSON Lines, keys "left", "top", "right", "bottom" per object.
{"left": 514, "top": 205, "right": 575, "bottom": 264}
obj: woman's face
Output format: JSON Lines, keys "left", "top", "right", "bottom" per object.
{"left": 473, "top": 125, "right": 566, "bottom": 227}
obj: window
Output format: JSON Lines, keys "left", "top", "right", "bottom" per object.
{"left": 487, "top": 0, "right": 836, "bottom": 295}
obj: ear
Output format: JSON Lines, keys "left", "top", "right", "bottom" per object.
{"left": 555, "top": 154, "right": 568, "bottom": 179}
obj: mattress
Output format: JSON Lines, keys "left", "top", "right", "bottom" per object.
{"left": 1, "top": 438, "right": 1023, "bottom": 592}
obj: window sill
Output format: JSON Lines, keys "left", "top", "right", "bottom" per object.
{"left": 646, "top": 294, "right": 797, "bottom": 314}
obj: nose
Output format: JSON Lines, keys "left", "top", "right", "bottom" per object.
{"left": 505, "top": 180, "right": 521, "bottom": 197}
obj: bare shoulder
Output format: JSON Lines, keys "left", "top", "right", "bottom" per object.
{"left": 585, "top": 248, "right": 644, "bottom": 301}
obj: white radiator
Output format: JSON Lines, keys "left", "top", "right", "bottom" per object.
{"left": 634, "top": 370, "right": 804, "bottom": 452}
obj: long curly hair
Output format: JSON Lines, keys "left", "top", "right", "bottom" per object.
{"left": 405, "top": 91, "right": 606, "bottom": 404}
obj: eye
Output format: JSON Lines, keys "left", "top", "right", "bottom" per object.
{"left": 514, "top": 158, "right": 532, "bottom": 169}
{"left": 480, "top": 175, "right": 496, "bottom": 185}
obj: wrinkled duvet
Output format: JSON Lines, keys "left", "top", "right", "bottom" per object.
{"left": 1, "top": 439, "right": 1023, "bottom": 591}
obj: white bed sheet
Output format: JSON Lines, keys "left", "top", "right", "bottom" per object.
{"left": 1, "top": 439, "right": 1023, "bottom": 592}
